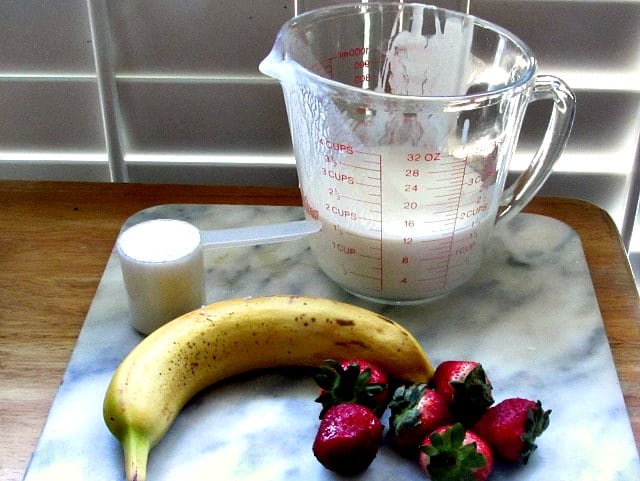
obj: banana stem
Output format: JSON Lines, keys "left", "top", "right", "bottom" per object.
{"left": 122, "top": 430, "right": 150, "bottom": 481}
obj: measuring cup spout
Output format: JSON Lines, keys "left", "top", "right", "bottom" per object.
{"left": 259, "top": 42, "right": 287, "bottom": 81}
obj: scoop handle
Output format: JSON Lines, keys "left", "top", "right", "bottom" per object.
{"left": 199, "top": 219, "right": 321, "bottom": 249}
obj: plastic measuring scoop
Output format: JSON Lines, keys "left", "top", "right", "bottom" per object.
{"left": 117, "top": 218, "right": 321, "bottom": 335}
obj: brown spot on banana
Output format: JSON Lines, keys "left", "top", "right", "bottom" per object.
{"left": 335, "top": 319, "right": 356, "bottom": 326}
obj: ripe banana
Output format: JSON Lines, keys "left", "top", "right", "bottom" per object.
{"left": 103, "top": 295, "right": 433, "bottom": 481}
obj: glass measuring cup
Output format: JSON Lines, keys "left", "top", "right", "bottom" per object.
{"left": 259, "top": 2, "right": 575, "bottom": 304}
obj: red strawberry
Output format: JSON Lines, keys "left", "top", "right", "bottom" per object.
{"left": 314, "top": 359, "right": 389, "bottom": 417}
{"left": 473, "top": 398, "right": 551, "bottom": 464}
{"left": 419, "top": 423, "right": 493, "bottom": 481}
{"left": 432, "top": 360, "right": 494, "bottom": 425}
{"left": 312, "top": 403, "right": 384, "bottom": 475}
{"left": 388, "top": 383, "right": 453, "bottom": 454}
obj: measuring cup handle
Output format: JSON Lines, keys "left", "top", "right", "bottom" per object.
{"left": 497, "top": 75, "right": 576, "bottom": 223}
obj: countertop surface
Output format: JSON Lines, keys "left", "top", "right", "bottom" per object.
{"left": 1, "top": 180, "right": 639, "bottom": 481}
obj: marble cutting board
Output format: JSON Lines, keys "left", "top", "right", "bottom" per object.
{"left": 22, "top": 204, "right": 640, "bottom": 481}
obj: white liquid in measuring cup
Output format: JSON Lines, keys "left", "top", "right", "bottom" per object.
{"left": 303, "top": 144, "right": 498, "bottom": 303}
{"left": 311, "top": 214, "right": 493, "bottom": 302}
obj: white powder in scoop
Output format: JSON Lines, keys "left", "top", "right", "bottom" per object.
{"left": 118, "top": 219, "right": 201, "bottom": 262}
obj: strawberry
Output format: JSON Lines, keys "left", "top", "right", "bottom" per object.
{"left": 388, "top": 383, "right": 453, "bottom": 454}
{"left": 432, "top": 360, "right": 494, "bottom": 425}
{"left": 473, "top": 398, "right": 551, "bottom": 464}
{"left": 419, "top": 423, "right": 493, "bottom": 481}
{"left": 312, "top": 403, "right": 384, "bottom": 475}
{"left": 314, "top": 359, "right": 389, "bottom": 417}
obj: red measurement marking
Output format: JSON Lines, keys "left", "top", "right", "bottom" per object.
{"left": 434, "top": 195, "right": 462, "bottom": 202}
{"left": 435, "top": 199, "right": 463, "bottom": 206}
{"left": 421, "top": 239, "right": 453, "bottom": 246}
{"left": 420, "top": 263, "right": 449, "bottom": 270}
{"left": 358, "top": 254, "right": 379, "bottom": 261}
{"left": 343, "top": 232, "right": 378, "bottom": 242}
{"left": 425, "top": 255, "right": 453, "bottom": 262}
{"left": 357, "top": 217, "right": 381, "bottom": 225}
{"left": 451, "top": 239, "right": 476, "bottom": 246}
{"left": 422, "top": 237, "right": 452, "bottom": 245}
{"left": 353, "top": 60, "right": 382, "bottom": 69}
{"left": 422, "top": 231, "right": 456, "bottom": 239}
{"left": 339, "top": 161, "right": 379, "bottom": 172}
{"left": 423, "top": 252, "right": 458, "bottom": 261}
{"left": 422, "top": 250, "right": 452, "bottom": 258}
{"left": 352, "top": 149, "right": 381, "bottom": 156}
{"left": 371, "top": 152, "right": 383, "bottom": 294}
{"left": 418, "top": 274, "right": 447, "bottom": 283}
{"left": 423, "top": 218, "right": 456, "bottom": 224}
{"left": 433, "top": 207, "right": 458, "bottom": 214}
{"left": 339, "top": 194, "right": 381, "bottom": 206}
{"left": 351, "top": 156, "right": 382, "bottom": 165}
{"left": 350, "top": 160, "right": 381, "bottom": 168}
{"left": 429, "top": 184, "right": 465, "bottom": 191}
{"left": 458, "top": 191, "right": 486, "bottom": 201}
{"left": 446, "top": 260, "right": 469, "bottom": 270}
{"left": 423, "top": 200, "right": 460, "bottom": 207}
{"left": 350, "top": 271, "right": 382, "bottom": 283}
{"left": 442, "top": 156, "right": 469, "bottom": 285}
{"left": 436, "top": 174, "right": 465, "bottom": 182}
{"left": 436, "top": 174, "right": 463, "bottom": 181}
{"left": 435, "top": 166, "right": 461, "bottom": 172}
{"left": 433, "top": 158, "right": 465, "bottom": 166}
{"left": 311, "top": 56, "right": 338, "bottom": 78}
